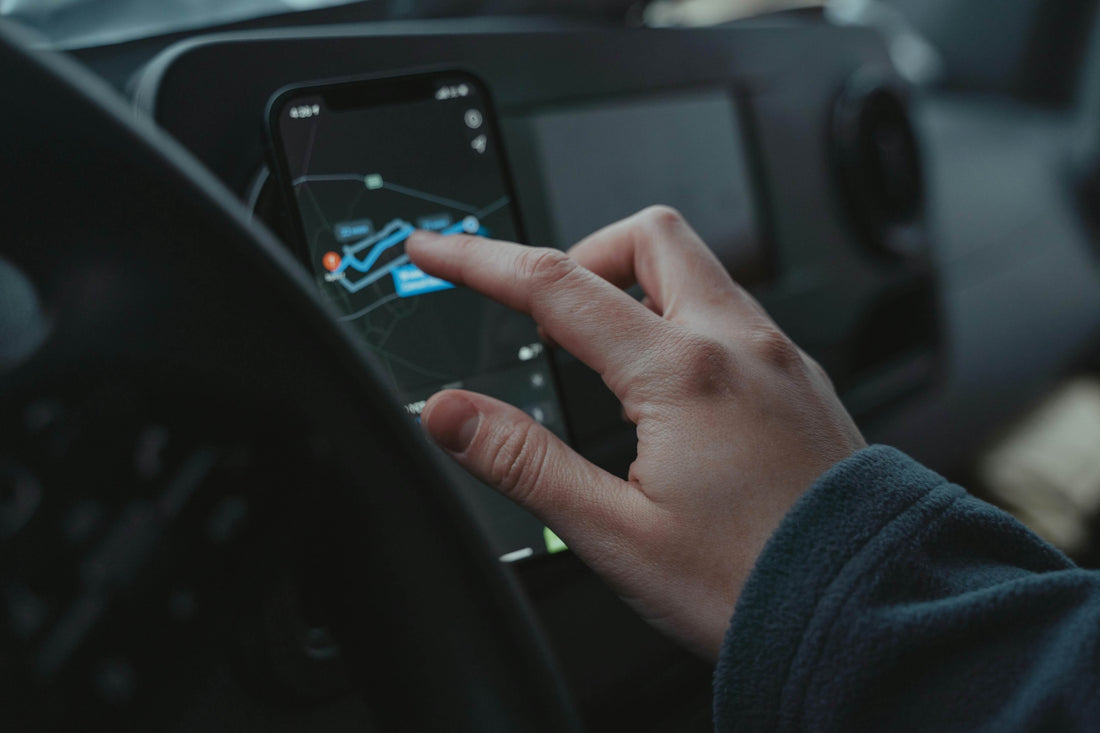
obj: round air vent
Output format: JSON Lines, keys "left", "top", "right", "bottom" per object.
{"left": 833, "top": 68, "right": 926, "bottom": 258}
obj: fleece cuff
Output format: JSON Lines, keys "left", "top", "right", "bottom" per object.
{"left": 713, "top": 445, "right": 963, "bottom": 732}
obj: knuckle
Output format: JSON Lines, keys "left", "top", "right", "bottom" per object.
{"left": 665, "top": 334, "right": 738, "bottom": 397}
{"left": 639, "top": 204, "right": 685, "bottom": 231}
{"left": 519, "top": 248, "right": 578, "bottom": 291}
{"left": 485, "top": 420, "right": 548, "bottom": 504}
{"left": 750, "top": 325, "right": 803, "bottom": 372}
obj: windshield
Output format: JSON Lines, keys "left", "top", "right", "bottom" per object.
{"left": 2, "top": 0, "right": 831, "bottom": 48}
{"left": 0, "top": 0, "right": 360, "bottom": 47}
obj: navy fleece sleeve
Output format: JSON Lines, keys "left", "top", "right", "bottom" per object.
{"left": 714, "top": 445, "right": 1100, "bottom": 732}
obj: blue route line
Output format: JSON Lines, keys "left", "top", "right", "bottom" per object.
{"left": 335, "top": 218, "right": 477, "bottom": 277}
{"left": 440, "top": 220, "right": 473, "bottom": 235}
{"left": 334, "top": 221, "right": 415, "bottom": 276}
{"left": 331, "top": 216, "right": 488, "bottom": 295}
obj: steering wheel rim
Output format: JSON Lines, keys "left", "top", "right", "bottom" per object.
{"left": 0, "top": 20, "right": 580, "bottom": 732}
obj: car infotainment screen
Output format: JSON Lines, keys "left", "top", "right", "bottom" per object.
{"left": 530, "top": 89, "right": 765, "bottom": 283}
{"left": 267, "top": 71, "right": 569, "bottom": 561}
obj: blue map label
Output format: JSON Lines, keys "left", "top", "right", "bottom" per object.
{"left": 334, "top": 218, "right": 374, "bottom": 243}
{"left": 416, "top": 213, "right": 453, "bottom": 231}
{"left": 392, "top": 263, "right": 454, "bottom": 297}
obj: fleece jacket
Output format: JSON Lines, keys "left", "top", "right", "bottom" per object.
{"left": 714, "top": 445, "right": 1100, "bottom": 732}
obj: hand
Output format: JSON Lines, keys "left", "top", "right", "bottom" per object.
{"left": 406, "top": 206, "right": 865, "bottom": 661}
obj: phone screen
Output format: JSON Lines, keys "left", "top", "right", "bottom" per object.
{"left": 268, "top": 71, "right": 568, "bottom": 560}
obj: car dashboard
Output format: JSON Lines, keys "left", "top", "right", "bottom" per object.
{"left": 7, "top": 7, "right": 1100, "bottom": 731}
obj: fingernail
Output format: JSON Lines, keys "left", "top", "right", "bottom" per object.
{"left": 423, "top": 394, "right": 480, "bottom": 453}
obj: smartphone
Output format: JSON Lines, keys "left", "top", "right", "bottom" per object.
{"left": 266, "top": 70, "right": 569, "bottom": 561}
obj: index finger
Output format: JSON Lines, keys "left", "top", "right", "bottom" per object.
{"left": 406, "top": 230, "right": 672, "bottom": 390}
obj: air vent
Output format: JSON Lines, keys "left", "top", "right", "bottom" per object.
{"left": 833, "top": 68, "right": 926, "bottom": 258}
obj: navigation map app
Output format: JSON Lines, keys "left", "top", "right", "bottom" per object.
{"left": 273, "top": 75, "right": 568, "bottom": 560}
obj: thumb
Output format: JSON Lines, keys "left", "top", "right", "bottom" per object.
{"left": 420, "top": 390, "right": 642, "bottom": 542}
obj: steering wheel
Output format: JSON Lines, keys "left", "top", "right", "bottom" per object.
{"left": 0, "top": 21, "right": 580, "bottom": 732}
